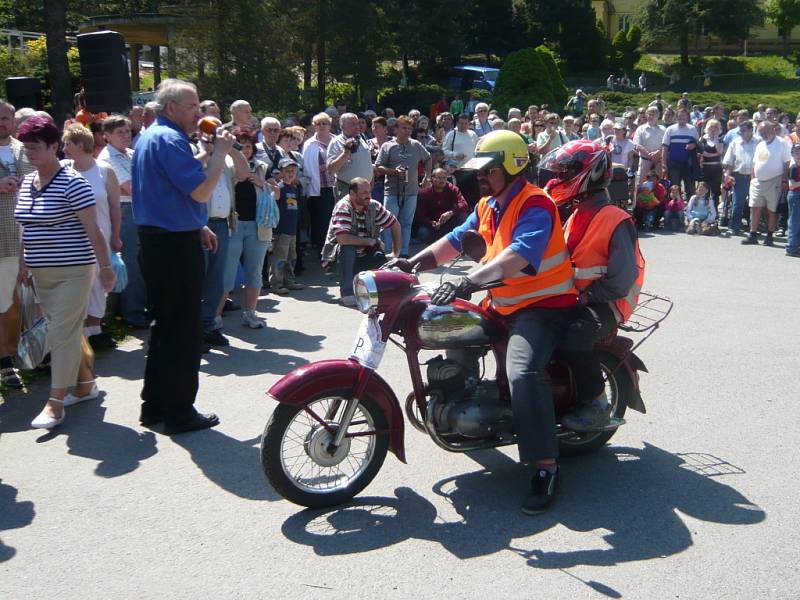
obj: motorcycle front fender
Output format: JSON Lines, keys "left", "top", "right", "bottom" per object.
{"left": 267, "top": 359, "right": 406, "bottom": 463}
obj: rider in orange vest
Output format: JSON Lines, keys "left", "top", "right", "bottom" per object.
{"left": 543, "top": 138, "right": 644, "bottom": 431}
{"left": 386, "top": 130, "right": 578, "bottom": 514}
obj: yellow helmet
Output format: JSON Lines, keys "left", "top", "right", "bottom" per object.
{"left": 462, "top": 130, "right": 530, "bottom": 176}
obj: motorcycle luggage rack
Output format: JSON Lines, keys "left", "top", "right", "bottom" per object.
{"left": 619, "top": 292, "right": 673, "bottom": 334}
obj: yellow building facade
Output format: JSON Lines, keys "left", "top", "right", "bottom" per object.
{"left": 592, "top": 0, "right": 796, "bottom": 53}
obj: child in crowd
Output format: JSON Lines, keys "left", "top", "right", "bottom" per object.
{"left": 635, "top": 171, "right": 665, "bottom": 230}
{"left": 685, "top": 181, "right": 717, "bottom": 234}
{"left": 270, "top": 158, "right": 305, "bottom": 294}
{"left": 664, "top": 184, "right": 686, "bottom": 231}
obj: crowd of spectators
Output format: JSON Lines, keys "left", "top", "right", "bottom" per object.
{"left": 1, "top": 81, "right": 798, "bottom": 430}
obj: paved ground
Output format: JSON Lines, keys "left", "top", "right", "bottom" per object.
{"left": 1, "top": 230, "right": 798, "bottom": 599}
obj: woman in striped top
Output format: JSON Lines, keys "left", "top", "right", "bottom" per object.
{"left": 13, "top": 116, "right": 116, "bottom": 430}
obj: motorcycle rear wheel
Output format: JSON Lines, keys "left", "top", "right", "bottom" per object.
{"left": 261, "top": 391, "right": 389, "bottom": 508}
{"left": 558, "top": 353, "right": 631, "bottom": 457}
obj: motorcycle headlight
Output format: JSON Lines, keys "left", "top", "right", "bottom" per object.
{"left": 354, "top": 271, "right": 379, "bottom": 314}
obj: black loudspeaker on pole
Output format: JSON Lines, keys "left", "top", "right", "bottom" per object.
{"left": 4, "top": 77, "right": 42, "bottom": 110}
{"left": 77, "top": 30, "right": 132, "bottom": 114}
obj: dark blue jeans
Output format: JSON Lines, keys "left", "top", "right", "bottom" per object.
{"left": 731, "top": 173, "right": 751, "bottom": 233}
{"left": 338, "top": 245, "right": 385, "bottom": 297}
{"left": 506, "top": 307, "right": 575, "bottom": 463}
{"left": 201, "top": 218, "right": 230, "bottom": 332}
{"left": 667, "top": 160, "right": 695, "bottom": 198}
{"left": 787, "top": 190, "right": 800, "bottom": 252}
{"left": 120, "top": 203, "right": 149, "bottom": 325}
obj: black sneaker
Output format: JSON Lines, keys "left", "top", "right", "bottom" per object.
{"left": 522, "top": 467, "right": 559, "bottom": 515}
{"left": 0, "top": 366, "right": 22, "bottom": 389}
{"left": 741, "top": 232, "right": 758, "bottom": 245}
{"left": 203, "top": 329, "right": 230, "bottom": 347}
{"left": 787, "top": 248, "right": 800, "bottom": 258}
{"left": 561, "top": 400, "right": 611, "bottom": 432}
{"left": 223, "top": 298, "right": 241, "bottom": 313}
{"left": 762, "top": 233, "right": 774, "bottom": 247}
{"left": 88, "top": 332, "right": 117, "bottom": 351}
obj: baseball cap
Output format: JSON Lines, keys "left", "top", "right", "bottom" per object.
{"left": 278, "top": 157, "right": 299, "bottom": 169}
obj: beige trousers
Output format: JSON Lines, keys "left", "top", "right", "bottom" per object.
{"left": 30, "top": 264, "right": 94, "bottom": 388}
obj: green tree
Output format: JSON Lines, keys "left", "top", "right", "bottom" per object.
{"left": 492, "top": 48, "right": 554, "bottom": 115}
{"left": 640, "top": 0, "right": 764, "bottom": 68}
{"left": 764, "top": 0, "right": 800, "bottom": 56}
{"left": 517, "top": 0, "right": 610, "bottom": 73}
{"left": 611, "top": 24, "right": 643, "bottom": 72}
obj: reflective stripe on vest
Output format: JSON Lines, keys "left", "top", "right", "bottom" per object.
{"left": 476, "top": 183, "right": 577, "bottom": 315}
{"left": 573, "top": 265, "right": 608, "bottom": 280}
{"left": 491, "top": 279, "right": 577, "bottom": 306}
{"left": 564, "top": 203, "right": 646, "bottom": 323}
{"left": 506, "top": 248, "right": 570, "bottom": 281}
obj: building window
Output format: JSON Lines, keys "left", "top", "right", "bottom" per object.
{"left": 618, "top": 15, "right": 631, "bottom": 32}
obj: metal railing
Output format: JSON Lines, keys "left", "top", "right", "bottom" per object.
{"left": 0, "top": 29, "right": 77, "bottom": 50}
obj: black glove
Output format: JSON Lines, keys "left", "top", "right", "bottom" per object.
{"left": 381, "top": 257, "right": 414, "bottom": 272}
{"left": 430, "top": 276, "right": 477, "bottom": 305}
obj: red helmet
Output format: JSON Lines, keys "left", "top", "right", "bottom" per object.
{"left": 541, "top": 139, "right": 612, "bottom": 204}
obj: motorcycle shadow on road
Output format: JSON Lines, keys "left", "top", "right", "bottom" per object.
{"left": 281, "top": 443, "right": 764, "bottom": 569}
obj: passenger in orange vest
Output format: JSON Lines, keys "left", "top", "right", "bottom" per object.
{"left": 542, "top": 139, "right": 644, "bottom": 431}
{"left": 386, "top": 130, "right": 578, "bottom": 514}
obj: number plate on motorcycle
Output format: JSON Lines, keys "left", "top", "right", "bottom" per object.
{"left": 349, "top": 315, "right": 387, "bottom": 370}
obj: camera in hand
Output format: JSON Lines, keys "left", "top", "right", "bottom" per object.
{"left": 344, "top": 138, "right": 359, "bottom": 153}
{"left": 197, "top": 115, "right": 242, "bottom": 151}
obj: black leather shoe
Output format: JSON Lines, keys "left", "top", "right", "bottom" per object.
{"left": 163, "top": 413, "right": 220, "bottom": 435}
{"left": 522, "top": 467, "right": 559, "bottom": 515}
{"left": 139, "top": 403, "right": 163, "bottom": 426}
{"left": 203, "top": 329, "right": 229, "bottom": 346}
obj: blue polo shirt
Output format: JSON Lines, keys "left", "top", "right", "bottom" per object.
{"left": 447, "top": 180, "right": 552, "bottom": 275}
{"left": 132, "top": 115, "right": 207, "bottom": 231}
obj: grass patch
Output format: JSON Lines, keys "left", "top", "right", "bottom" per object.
{"left": 636, "top": 54, "right": 798, "bottom": 79}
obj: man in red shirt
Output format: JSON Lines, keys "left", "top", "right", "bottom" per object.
{"left": 414, "top": 168, "right": 469, "bottom": 242}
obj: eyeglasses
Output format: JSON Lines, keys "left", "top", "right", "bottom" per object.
{"left": 264, "top": 128, "right": 280, "bottom": 133}
{"left": 477, "top": 109, "right": 488, "bottom": 113}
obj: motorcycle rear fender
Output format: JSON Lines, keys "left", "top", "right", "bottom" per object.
{"left": 598, "top": 335, "right": 648, "bottom": 414}
{"left": 267, "top": 359, "right": 406, "bottom": 463}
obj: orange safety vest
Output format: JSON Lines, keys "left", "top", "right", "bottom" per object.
{"left": 564, "top": 204, "right": 645, "bottom": 323}
{"left": 476, "top": 182, "right": 577, "bottom": 315}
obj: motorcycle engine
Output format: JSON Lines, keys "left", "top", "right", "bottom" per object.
{"left": 426, "top": 356, "right": 513, "bottom": 439}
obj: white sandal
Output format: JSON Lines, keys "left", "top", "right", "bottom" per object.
{"left": 63, "top": 379, "right": 100, "bottom": 407}
{"left": 31, "top": 398, "right": 66, "bottom": 429}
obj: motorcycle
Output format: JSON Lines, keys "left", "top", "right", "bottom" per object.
{"left": 260, "top": 231, "right": 672, "bottom": 508}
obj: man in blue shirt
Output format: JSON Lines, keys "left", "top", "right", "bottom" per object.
{"left": 132, "top": 78, "right": 235, "bottom": 435}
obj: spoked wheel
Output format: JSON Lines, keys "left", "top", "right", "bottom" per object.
{"left": 261, "top": 391, "right": 389, "bottom": 508}
{"left": 558, "top": 353, "right": 631, "bottom": 457}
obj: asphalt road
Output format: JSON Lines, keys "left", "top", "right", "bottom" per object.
{"left": 1, "top": 230, "right": 798, "bottom": 600}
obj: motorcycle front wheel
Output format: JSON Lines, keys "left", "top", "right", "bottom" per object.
{"left": 261, "top": 391, "right": 390, "bottom": 508}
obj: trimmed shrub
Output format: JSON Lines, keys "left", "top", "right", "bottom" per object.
{"left": 493, "top": 48, "right": 555, "bottom": 116}
{"left": 536, "top": 45, "right": 568, "bottom": 108}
